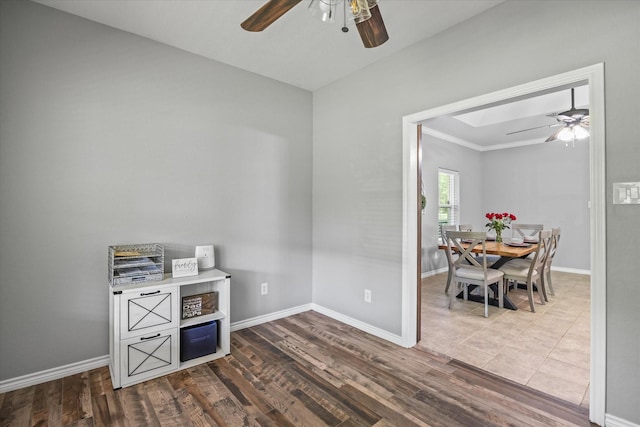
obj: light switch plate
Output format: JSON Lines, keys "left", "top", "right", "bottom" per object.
{"left": 613, "top": 182, "right": 640, "bottom": 205}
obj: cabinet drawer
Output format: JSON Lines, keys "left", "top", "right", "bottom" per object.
{"left": 119, "top": 286, "right": 178, "bottom": 339}
{"left": 119, "top": 329, "right": 178, "bottom": 387}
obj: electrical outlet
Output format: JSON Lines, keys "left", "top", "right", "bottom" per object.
{"left": 364, "top": 289, "right": 372, "bottom": 303}
{"left": 261, "top": 282, "right": 268, "bottom": 295}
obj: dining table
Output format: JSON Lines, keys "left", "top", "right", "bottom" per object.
{"left": 438, "top": 239, "right": 538, "bottom": 310}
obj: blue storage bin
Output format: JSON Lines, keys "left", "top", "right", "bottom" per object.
{"left": 180, "top": 320, "right": 217, "bottom": 362}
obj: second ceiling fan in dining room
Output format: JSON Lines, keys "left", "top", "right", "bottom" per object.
{"left": 506, "top": 87, "right": 590, "bottom": 144}
{"left": 241, "top": 0, "right": 389, "bottom": 48}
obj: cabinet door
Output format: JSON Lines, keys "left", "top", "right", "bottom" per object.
{"left": 120, "top": 286, "right": 178, "bottom": 339}
{"left": 120, "top": 329, "right": 178, "bottom": 387}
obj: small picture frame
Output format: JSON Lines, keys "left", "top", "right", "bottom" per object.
{"left": 182, "top": 292, "right": 218, "bottom": 319}
{"left": 172, "top": 257, "right": 199, "bottom": 278}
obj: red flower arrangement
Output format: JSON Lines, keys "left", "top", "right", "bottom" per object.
{"left": 485, "top": 212, "right": 517, "bottom": 243}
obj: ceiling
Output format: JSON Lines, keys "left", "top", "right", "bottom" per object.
{"left": 33, "top": 0, "right": 504, "bottom": 91}
{"left": 423, "top": 83, "right": 590, "bottom": 150}
{"left": 32, "top": 0, "right": 589, "bottom": 149}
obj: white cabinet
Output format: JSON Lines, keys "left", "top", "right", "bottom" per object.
{"left": 109, "top": 269, "right": 230, "bottom": 389}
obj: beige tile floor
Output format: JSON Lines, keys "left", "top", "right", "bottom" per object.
{"left": 418, "top": 271, "right": 590, "bottom": 407}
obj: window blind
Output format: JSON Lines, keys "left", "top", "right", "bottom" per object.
{"left": 438, "top": 168, "right": 460, "bottom": 232}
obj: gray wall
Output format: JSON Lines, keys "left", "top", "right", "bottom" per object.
{"left": 313, "top": 0, "right": 639, "bottom": 422}
{"left": 0, "top": 0, "right": 312, "bottom": 380}
{"left": 482, "top": 142, "right": 590, "bottom": 270}
{"left": 423, "top": 139, "right": 590, "bottom": 274}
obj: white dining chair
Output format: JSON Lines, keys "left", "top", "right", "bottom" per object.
{"left": 498, "top": 229, "right": 552, "bottom": 312}
{"left": 440, "top": 224, "right": 458, "bottom": 294}
{"left": 446, "top": 231, "right": 504, "bottom": 318}
{"left": 542, "top": 227, "right": 561, "bottom": 296}
{"left": 511, "top": 223, "right": 543, "bottom": 242}
{"left": 458, "top": 224, "right": 473, "bottom": 232}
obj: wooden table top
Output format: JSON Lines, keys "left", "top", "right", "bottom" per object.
{"left": 438, "top": 241, "right": 537, "bottom": 258}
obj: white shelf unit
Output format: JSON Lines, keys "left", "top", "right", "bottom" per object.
{"left": 109, "top": 269, "right": 230, "bottom": 389}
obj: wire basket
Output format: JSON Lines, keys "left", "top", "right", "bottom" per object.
{"left": 108, "top": 243, "right": 164, "bottom": 286}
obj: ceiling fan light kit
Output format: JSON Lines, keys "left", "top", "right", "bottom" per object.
{"left": 308, "top": 0, "right": 338, "bottom": 23}
{"left": 545, "top": 87, "right": 590, "bottom": 146}
{"left": 349, "top": 0, "right": 372, "bottom": 24}
{"left": 545, "top": 122, "right": 590, "bottom": 147}
{"left": 506, "top": 87, "right": 590, "bottom": 147}
{"left": 242, "top": 0, "right": 389, "bottom": 48}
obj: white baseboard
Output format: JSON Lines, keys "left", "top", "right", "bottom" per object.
{"left": 310, "top": 303, "right": 404, "bottom": 346}
{"left": 229, "top": 303, "right": 313, "bottom": 332}
{"left": 551, "top": 266, "right": 591, "bottom": 276}
{"left": 0, "top": 355, "right": 109, "bottom": 394}
{"left": 422, "top": 267, "right": 447, "bottom": 278}
{"left": 605, "top": 413, "right": 640, "bottom": 427}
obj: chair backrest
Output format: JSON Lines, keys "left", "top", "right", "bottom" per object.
{"left": 446, "top": 231, "right": 490, "bottom": 271}
{"left": 530, "top": 230, "right": 553, "bottom": 277}
{"left": 440, "top": 224, "right": 457, "bottom": 243}
{"left": 545, "top": 227, "right": 561, "bottom": 268}
{"left": 458, "top": 224, "right": 472, "bottom": 231}
{"left": 512, "top": 223, "right": 543, "bottom": 240}
{"left": 440, "top": 225, "right": 458, "bottom": 267}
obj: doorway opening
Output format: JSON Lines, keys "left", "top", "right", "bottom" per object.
{"left": 400, "top": 64, "right": 606, "bottom": 425}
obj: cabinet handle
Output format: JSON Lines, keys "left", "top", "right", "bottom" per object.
{"left": 140, "top": 290, "right": 161, "bottom": 296}
{"left": 140, "top": 333, "right": 160, "bottom": 341}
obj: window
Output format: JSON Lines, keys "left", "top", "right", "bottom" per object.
{"left": 438, "top": 168, "right": 460, "bottom": 231}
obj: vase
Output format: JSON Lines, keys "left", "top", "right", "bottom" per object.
{"left": 495, "top": 229, "right": 503, "bottom": 243}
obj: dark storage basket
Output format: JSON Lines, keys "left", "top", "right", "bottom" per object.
{"left": 180, "top": 321, "right": 217, "bottom": 362}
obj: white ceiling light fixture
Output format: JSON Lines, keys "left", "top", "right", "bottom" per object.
{"left": 308, "top": 0, "right": 340, "bottom": 23}
{"left": 545, "top": 87, "right": 590, "bottom": 147}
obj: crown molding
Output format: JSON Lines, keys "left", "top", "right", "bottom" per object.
{"left": 421, "top": 127, "right": 547, "bottom": 152}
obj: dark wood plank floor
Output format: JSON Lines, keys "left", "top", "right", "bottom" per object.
{"left": 0, "top": 311, "right": 593, "bottom": 426}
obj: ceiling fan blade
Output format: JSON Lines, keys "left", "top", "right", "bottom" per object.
{"left": 356, "top": 4, "right": 389, "bottom": 48}
{"left": 506, "top": 123, "right": 560, "bottom": 136}
{"left": 545, "top": 126, "right": 566, "bottom": 143}
{"left": 241, "top": 0, "right": 302, "bottom": 32}
{"left": 554, "top": 108, "right": 589, "bottom": 119}
{"left": 554, "top": 114, "right": 575, "bottom": 122}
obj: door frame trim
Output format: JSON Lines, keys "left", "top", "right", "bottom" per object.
{"left": 400, "top": 63, "right": 606, "bottom": 425}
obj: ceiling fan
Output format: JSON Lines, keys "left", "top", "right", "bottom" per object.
{"left": 241, "top": 0, "right": 389, "bottom": 48}
{"left": 506, "top": 88, "right": 590, "bottom": 142}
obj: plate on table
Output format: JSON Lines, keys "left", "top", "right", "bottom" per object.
{"left": 524, "top": 237, "right": 539, "bottom": 243}
{"left": 505, "top": 242, "right": 531, "bottom": 247}
{"left": 461, "top": 239, "right": 475, "bottom": 243}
